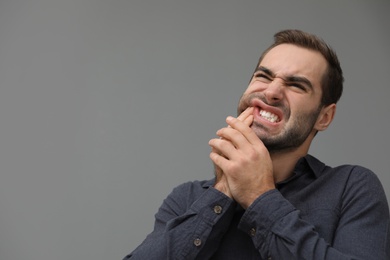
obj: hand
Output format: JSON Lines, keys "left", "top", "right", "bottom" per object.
{"left": 209, "top": 109, "right": 275, "bottom": 208}
{"left": 212, "top": 107, "right": 254, "bottom": 199}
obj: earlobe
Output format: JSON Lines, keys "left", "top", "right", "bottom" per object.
{"left": 315, "top": 104, "right": 336, "bottom": 131}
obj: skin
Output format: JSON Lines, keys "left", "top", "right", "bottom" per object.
{"left": 209, "top": 44, "right": 336, "bottom": 209}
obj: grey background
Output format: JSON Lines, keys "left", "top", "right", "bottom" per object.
{"left": 0, "top": 0, "right": 389, "bottom": 259}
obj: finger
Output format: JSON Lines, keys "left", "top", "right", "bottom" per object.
{"left": 226, "top": 116, "right": 261, "bottom": 145}
{"left": 237, "top": 107, "right": 254, "bottom": 122}
{"left": 243, "top": 115, "right": 253, "bottom": 127}
{"left": 220, "top": 107, "right": 253, "bottom": 146}
{"left": 209, "top": 138, "right": 236, "bottom": 160}
{"left": 216, "top": 127, "right": 248, "bottom": 150}
{"left": 211, "top": 147, "right": 225, "bottom": 182}
{"left": 209, "top": 151, "right": 230, "bottom": 173}
{"left": 224, "top": 107, "right": 253, "bottom": 130}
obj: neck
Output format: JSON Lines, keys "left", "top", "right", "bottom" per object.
{"left": 269, "top": 135, "right": 314, "bottom": 183}
{"left": 270, "top": 151, "right": 306, "bottom": 183}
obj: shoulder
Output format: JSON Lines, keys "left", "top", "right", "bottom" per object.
{"left": 306, "top": 155, "right": 381, "bottom": 185}
{"left": 306, "top": 155, "right": 386, "bottom": 202}
{"left": 337, "top": 165, "right": 385, "bottom": 196}
{"left": 331, "top": 164, "right": 382, "bottom": 189}
{"left": 326, "top": 165, "right": 388, "bottom": 214}
{"left": 166, "top": 179, "right": 214, "bottom": 204}
{"left": 171, "top": 179, "right": 214, "bottom": 194}
{"left": 158, "top": 179, "right": 215, "bottom": 216}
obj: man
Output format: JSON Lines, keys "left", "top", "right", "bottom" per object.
{"left": 124, "top": 30, "right": 390, "bottom": 259}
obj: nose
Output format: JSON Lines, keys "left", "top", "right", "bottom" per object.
{"left": 263, "top": 79, "right": 284, "bottom": 103}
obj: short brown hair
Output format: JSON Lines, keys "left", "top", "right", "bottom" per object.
{"left": 255, "top": 29, "right": 344, "bottom": 106}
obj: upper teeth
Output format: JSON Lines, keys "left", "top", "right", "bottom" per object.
{"left": 260, "top": 110, "right": 279, "bottom": 123}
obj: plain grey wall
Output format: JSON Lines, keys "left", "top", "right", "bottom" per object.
{"left": 0, "top": 0, "right": 389, "bottom": 259}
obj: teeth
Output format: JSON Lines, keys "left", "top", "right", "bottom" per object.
{"left": 260, "top": 110, "right": 279, "bottom": 123}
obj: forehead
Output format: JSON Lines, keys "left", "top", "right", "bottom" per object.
{"left": 259, "top": 44, "right": 328, "bottom": 88}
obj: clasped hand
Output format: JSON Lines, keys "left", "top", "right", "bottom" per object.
{"left": 209, "top": 107, "right": 275, "bottom": 209}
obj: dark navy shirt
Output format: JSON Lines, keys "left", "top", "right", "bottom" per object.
{"left": 124, "top": 155, "right": 390, "bottom": 259}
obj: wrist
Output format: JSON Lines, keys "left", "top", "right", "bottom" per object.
{"left": 214, "top": 181, "right": 233, "bottom": 198}
{"left": 240, "top": 185, "right": 275, "bottom": 209}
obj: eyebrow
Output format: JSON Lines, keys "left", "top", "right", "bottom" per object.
{"left": 255, "top": 66, "right": 314, "bottom": 90}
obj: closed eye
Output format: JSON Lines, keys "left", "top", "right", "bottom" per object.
{"left": 289, "top": 83, "right": 306, "bottom": 90}
{"left": 253, "top": 72, "right": 272, "bottom": 82}
{"left": 285, "top": 76, "right": 313, "bottom": 92}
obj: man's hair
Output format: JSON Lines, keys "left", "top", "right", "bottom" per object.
{"left": 255, "top": 29, "right": 344, "bottom": 106}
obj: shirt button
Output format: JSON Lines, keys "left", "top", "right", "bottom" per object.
{"left": 249, "top": 228, "right": 256, "bottom": 237}
{"left": 213, "top": 205, "right": 223, "bottom": 214}
{"left": 193, "top": 238, "right": 202, "bottom": 247}
{"left": 267, "top": 257, "right": 272, "bottom": 260}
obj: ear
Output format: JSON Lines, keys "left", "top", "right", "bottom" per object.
{"left": 314, "top": 103, "right": 336, "bottom": 132}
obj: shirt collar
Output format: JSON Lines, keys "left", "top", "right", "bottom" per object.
{"left": 284, "top": 154, "right": 327, "bottom": 182}
{"left": 202, "top": 178, "right": 215, "bottom": 188}
{"left": 303, "top": 154, "right": 327, "bottom": 178}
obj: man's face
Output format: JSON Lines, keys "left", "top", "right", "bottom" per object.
{"left": 237, "top": 44, "right": 328, "bottom": 152}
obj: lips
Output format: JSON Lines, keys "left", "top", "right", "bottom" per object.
{"left": 250, "top": 99, "right": 284, "bottom": 125}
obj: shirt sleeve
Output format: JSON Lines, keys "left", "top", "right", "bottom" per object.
{"left": 123, "top": 181, "right": 236, "bottom": 260}
{"left": 238, "top": 168, "right": 390, "bottom": 260}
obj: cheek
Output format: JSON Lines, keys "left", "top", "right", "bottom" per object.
{"left": 244, "top": 81, "right": 266, "bottom": 94}
{"left": 289, "top": 103, "right": 320, "bottom": 124}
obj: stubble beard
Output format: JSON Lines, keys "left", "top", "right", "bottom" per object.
{"left": 237, "top": 94, "right": 322, "bottom": 153}
{"left": 252, "top": 111, "right": 320, "bottom": 153}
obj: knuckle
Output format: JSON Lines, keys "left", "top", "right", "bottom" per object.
{"left": 248, "top": 150, "right": 259, "bottom": 161}
{"left": 226, "top": 163, "right": 238, "bottom": 173}
{"left": 243, "top": 148, "right": 258, "bottom": 161}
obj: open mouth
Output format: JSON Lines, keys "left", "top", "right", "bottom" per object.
{"left": 259, "top": 109, "right": 280, "bottom": 123}
{"left": 249, "top": 99, "right": 284, "bottom": 124}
